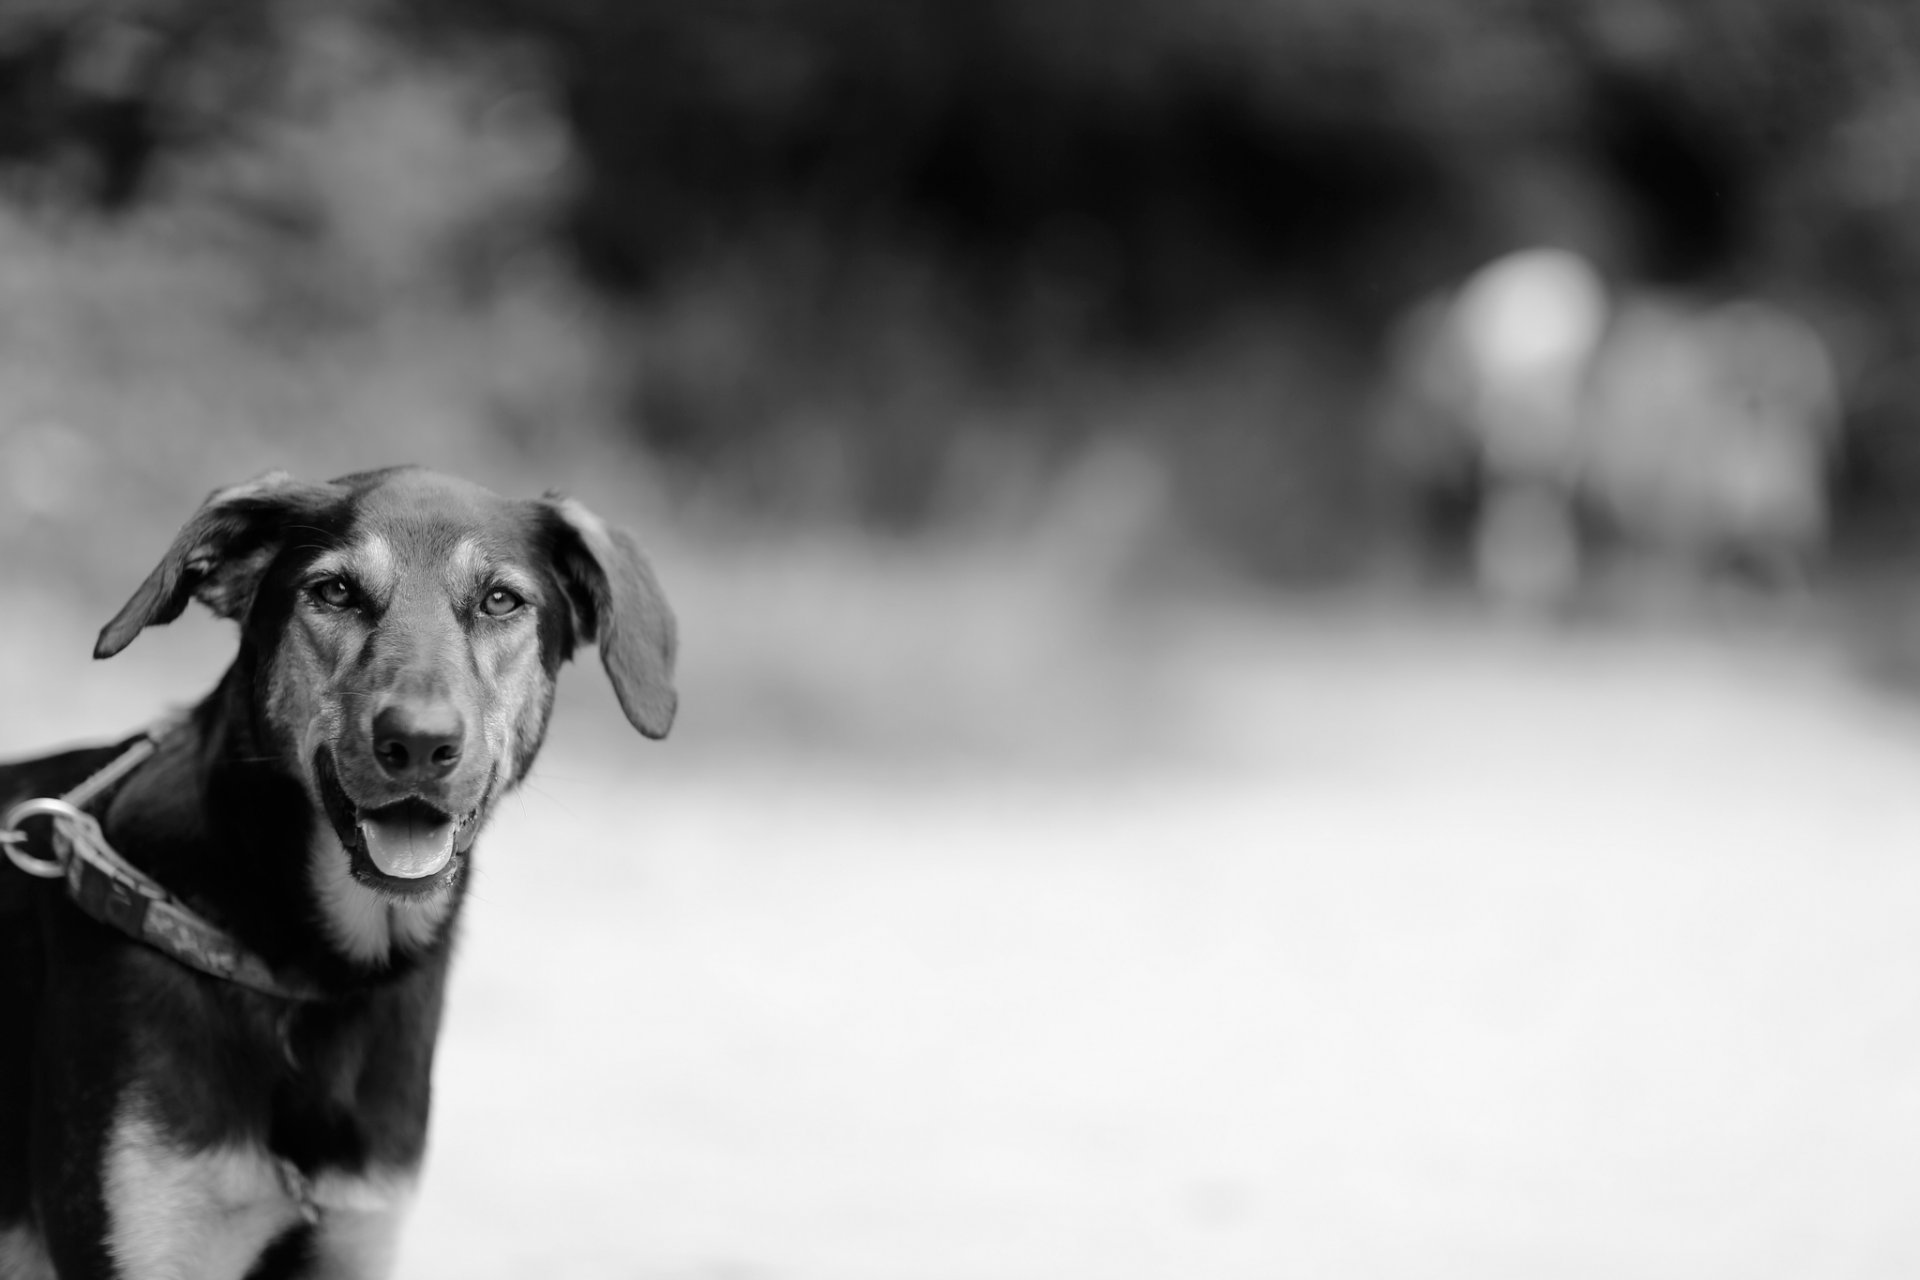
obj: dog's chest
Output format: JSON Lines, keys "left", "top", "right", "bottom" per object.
{"left": 115, "top": 943, "right": 442, "bottom": 1164}
{"left": 85, "top": 962, "right": 437, "bottom": 1276}
{"left": 104, "top": 1103, "right": 305, "bottom": 1278}
{"left": 103, "top": 1089, "right": 414, "bottom": 1280}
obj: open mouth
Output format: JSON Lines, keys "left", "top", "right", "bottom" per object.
{"left": 316, "top": 752, "right": 483, "bottom": 898}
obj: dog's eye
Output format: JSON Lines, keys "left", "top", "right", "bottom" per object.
{"left": 312, "top": 578, "right": 355, "bottom": 609}
{"left": 480, "top": 587, "right": 524, "bottom": 617}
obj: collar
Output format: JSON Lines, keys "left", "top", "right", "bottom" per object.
{"left": 2, "top": 716, "right": 327, "bottom": 1002}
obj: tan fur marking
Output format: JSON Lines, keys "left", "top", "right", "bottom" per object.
{"left": 0, "top": 1226, "right": 55, "bottom": 1280}
{"left": 446, "top": 536, "right": 488, "bottom": 588}
{"left": 302, "top": 549, "right": 352, "bottom": 581}
{"left": 483, "top": 697, "right": 520, "bottom": 786}
{"left": 306, "top": 1172, "right": 415, "bottom": 1280}
{"left": 104, "top": 1095, "right": 302, "bottom": 1280}
{"left": 305, "top": 534, "right": 396, "bottom": 600}
{"left": 353, "top": 533, "right": 396, "bottom": 591}
{"left": 484, "top": 611, "right": 550, "bottom": 785}
{"left": 388, "top": 884, "right": 455, "bottom": 955}
{"left": 267, "top": 614, "right": 342, "bottom": 770}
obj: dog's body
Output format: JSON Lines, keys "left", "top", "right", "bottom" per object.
{"left": 0, "top": 467, "right": 675, "bottom": 1279}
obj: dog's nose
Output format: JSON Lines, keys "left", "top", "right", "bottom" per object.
{"left": 372, "top": 703, "right": 466, "bottom": 781}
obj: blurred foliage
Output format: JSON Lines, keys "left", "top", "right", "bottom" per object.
{"left": 11, "top": 0, "right": 1920, "bottom": 571}
{"left": 0, "top": 4, "right": 630, "bottom": 596}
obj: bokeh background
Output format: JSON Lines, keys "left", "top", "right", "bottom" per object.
{"left": 8, "top": 1, "right": 1920, "bottom": 1275}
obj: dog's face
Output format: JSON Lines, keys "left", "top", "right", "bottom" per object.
{"left": 94, "top": 466, "right": 676, "bottom": 962}
{"left": 266, "top": 471, "right": 573, "bottom": 915}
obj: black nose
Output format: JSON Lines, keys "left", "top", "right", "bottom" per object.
{"left": 372, "top": 702, "right": 466, "bottom": 781}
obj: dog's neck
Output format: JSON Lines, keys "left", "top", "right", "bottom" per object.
{"left": 99, "top": 664, "right": 461, "bottom": 994}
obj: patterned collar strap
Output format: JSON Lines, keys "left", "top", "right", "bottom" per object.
{"left": 1, "top": 720, "right": 328, "bottom": 1003}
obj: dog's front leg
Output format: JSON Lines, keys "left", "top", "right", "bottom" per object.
{"left": 299, "top": 1171, "right": 415, "bottom": 1280}
{"left": 31, "top": 960, "right": 298, "bottom": 1280}
{"left": 91, "top": 1098, "right": 304, "bottom": 1280}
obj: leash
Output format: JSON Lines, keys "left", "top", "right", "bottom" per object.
{"left": 1, "top": 716, "right": 326, "bottom": 1002}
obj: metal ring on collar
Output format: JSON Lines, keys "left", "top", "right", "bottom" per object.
{"left": 1, "top": 797, "right": 87, "bottom": 879}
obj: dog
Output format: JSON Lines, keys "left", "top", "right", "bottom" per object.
{"left": 0, "top": 466, "right": 676, "bottom": 1279}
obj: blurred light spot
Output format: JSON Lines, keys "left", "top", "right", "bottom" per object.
{"left": 1384, "top": 244, "right": 1841, "bottom": 608}
{"left": 1455, "top": 248, "right": 1607, "bottom": 383}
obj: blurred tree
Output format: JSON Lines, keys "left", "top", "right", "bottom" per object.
{"left": 18, "top": 0, "right": 1920, "bottom": 565}
{"left": 0, "top": 0, "right": 281, "bottom": 207}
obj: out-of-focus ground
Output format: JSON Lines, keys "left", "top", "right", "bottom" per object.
{"left": 9, "top": 566, "right": 1920, "bottom": 1279}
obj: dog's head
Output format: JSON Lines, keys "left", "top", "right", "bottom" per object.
{"left": 95, "top": 466, "right": 675, "bottom": 959}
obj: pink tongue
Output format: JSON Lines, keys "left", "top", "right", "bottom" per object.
{"left": 359, "top": 812, "right": 456, "bottom": 879}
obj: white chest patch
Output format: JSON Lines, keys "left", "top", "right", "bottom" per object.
{"left": 303, "top": 1171, "right": 416, "bottom": 1280}
{"left": 103, "top": 1091, "right": 416, "bottom": 1280}
{"left": 104, "top": 1102, "right": 301, "bottom": 1280}
{"left": 0, "top": 1225, "right": 55, "bottom": 1280}
{"left": 309, "top": 826, "right": 457, "bottom": 964}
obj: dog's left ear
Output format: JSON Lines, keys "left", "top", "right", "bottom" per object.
{"left": 95, "top": 470, "right": 346, "bottom": 659}
{"left": 539, "top": 496, "right": 678, "bottom": 740}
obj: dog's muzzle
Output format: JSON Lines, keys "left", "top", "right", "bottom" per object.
{"left": 316, "top": 750, "right": 488, "bottom": 897}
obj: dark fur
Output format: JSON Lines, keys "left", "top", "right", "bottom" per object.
{"left": 0, "top": 467, "right": 675, "bottom": 1278}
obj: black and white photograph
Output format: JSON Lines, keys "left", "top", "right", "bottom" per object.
{"left": 4, "top": 1, "right": 1920, "bottom": 1276}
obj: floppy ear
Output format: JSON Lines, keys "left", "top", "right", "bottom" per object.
{"left": 539, "top": 495, "right": 678, "bottom": 740}
{"left": 95, "top": 470, "right": 345, "bottom": 659}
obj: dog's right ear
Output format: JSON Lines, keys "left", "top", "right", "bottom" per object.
{"left": 536, "top": 495, "right": 678, "bottom": 740}
{"left": 95, "top": 471, "right": 345, "bottom": 659}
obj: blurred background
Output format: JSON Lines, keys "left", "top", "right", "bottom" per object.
{"left": 8, "top": 0, "right": 1920, "bottom": 1275}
